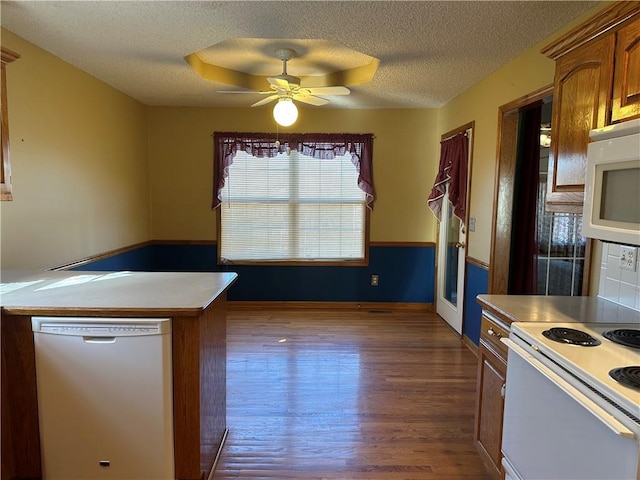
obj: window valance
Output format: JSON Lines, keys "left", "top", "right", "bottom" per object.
{"left": 213, "top": 132, "right": 375, "bottom": 210}
{"left": 427, "top": 132, "right": 469, "bottom": 225}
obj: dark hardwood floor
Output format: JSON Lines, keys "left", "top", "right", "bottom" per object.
{"left": 214, "top": 308, "right": 491, "bottom": 480}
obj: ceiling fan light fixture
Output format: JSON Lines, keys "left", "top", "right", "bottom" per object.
{"left": 273, "top": 98, "right": 298, "bottom": 127}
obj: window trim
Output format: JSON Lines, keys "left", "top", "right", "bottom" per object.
{"left": 213, "top": 132, "right": 374, "bottom": 267}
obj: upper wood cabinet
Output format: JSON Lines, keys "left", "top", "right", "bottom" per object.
{"left": 542, "top": 3, "right": 640, "bottom": 213}
{"left": 546, "top": 35, "right": 615, "bottom": 212}
{"left": 1, "top": 47, "right": 20, "bottom": 202}
{"left": 612, "top": 18, "right": 640, "bottom": 122}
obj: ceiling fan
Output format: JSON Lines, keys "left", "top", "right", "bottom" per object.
{"left": 218, "top": 48, "right": 351, "bottom": 108}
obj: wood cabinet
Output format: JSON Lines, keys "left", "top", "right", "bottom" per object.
{"left": 474, "top": 313, "right": 509, "bottom": 480}
{"left": 1, "top": 47, "right": 19, "bottom": 201}
{"left": 542, "top": 3, "right": 640, "bottom": 213}
{"left": 612, "top": 18, "right": 640, "bottom": 122}
{"left": 1, "top": 294, "right": 230, "bottom": 480}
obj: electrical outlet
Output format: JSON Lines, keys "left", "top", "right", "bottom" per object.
{"left": 469, "top": 217, "right": 476, "bottom": 232}
{"left": 620, "top": 246, "right": 637, "bottom": 272}
{"left": 371, "top": 274, "right": 379, "bottom": 286}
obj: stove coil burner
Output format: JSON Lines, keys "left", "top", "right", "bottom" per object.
{"left": 609, "top": 366, "right": 640, "bottom": 390}
{"left": 603, "top": 329, "right": 640, "bottom": 349}
{"left": 542, "top": 327, "right": 601, "bottom": 346}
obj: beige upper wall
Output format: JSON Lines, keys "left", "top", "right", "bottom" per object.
{"left": 438, "top": 1, "right": 613, "bottom": 264}
{"left": 147, "top": 107, "right": 440, "bottom": 243}
{"left": 0, "top": 1, "right": 613, "bottom": 270}
{"left": 0, "top": 29, "right": 151, "bottom": 270}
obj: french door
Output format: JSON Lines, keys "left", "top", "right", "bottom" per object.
{"left": 435, "top": 126, "right": 472, "bottom": 335}
{"left": 436, "top": 189, "right": 466, "bottom": 334}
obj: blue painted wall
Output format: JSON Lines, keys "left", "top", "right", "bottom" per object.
{"left": 463, "top": 261, "right": 489, "bottom": 345}
{"left": 74, "top": 243, "right": 436, "bottom": 304}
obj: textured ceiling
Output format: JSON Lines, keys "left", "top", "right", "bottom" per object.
{"left": 1, "top": 1, "right": 598, "bottom": 109}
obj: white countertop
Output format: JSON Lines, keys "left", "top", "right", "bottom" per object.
{"left": 0, "top": 270, "right": 237, "bottom": 316}
{"left": 477, "top": 294, "right": 640, "bottom": 326}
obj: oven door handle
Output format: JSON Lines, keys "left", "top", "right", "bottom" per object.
{"left": 502, "top": 338, "right": 636, "bottom": 439}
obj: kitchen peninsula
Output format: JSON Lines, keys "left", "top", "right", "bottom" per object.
{"left": 1, "top": 270, "right": 237, "bottom": 480}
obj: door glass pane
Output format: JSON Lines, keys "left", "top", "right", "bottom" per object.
{"left": 444, "top": 201, "right": 460, "bottom": 303}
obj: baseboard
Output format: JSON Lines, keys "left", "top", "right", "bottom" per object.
{"left": 462, "top": 334, "right": 479, "bottom": 357}
{"left": 227, "top": 301, "right": 433, "bottom": 312}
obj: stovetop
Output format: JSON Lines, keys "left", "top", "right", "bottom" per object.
{"left": 511, "top": 322, "right": 640, "bottom": 417}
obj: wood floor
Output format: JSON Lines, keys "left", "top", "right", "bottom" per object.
{"left": 213, "top": 308, "right": 491, "bottom": 480}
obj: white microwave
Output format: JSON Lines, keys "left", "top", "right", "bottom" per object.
{"left": 582, "top": 118, "right": 640, "bottom": 246}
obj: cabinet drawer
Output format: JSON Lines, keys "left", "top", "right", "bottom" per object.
{"left": 480, "top": 315, "right": 509, "bottom": 359}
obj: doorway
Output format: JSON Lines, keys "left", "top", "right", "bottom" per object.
{"left": 489, "top": 86, "right": 590, "bottom": 295}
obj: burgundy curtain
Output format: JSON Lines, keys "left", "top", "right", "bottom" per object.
{"left": 213, "top": 132, "right": 375, "bottom": 209}
{"left": 427, "top": 132, "right": 469, "bottom": 224}
{"left": 509, "top": 104, "right": 542, "bottom": 295}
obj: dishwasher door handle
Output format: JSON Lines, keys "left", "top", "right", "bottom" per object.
{"left": 83, "top": 336, "right": 116, "bottom": 344}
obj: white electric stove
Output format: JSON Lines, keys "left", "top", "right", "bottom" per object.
{"left": 511, "top": 322, "right": 640, "bottom": 419}
{"left": 501, "top": 321, "right": 640, "bottom": 480}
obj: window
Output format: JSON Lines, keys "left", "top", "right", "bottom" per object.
{"left": 213, "top": 133, "right": 375, "bottom": 264}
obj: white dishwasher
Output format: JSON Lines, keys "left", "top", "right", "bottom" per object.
{"left": 32, "top": 316, "right": 175, "bottom": 480}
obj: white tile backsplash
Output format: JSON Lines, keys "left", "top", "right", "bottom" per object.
{"left": 599, "top": 241, "right": 640, "bottom": 312}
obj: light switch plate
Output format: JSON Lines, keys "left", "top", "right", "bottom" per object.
{"left": 620, "top": 246, "right": 637, "bottom": 272}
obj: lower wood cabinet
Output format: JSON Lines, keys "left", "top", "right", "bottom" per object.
{"left": 474, "top": 313, "right": 509, "bottom": 480}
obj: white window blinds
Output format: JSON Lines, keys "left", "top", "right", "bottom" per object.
{"left": 219, "top": 149, "right": 366, "bottom": 263}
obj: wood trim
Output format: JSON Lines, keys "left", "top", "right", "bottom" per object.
{"left": 1, "top": 47, "right": 20, "bottom": 64}
{"left": 1, "top": 47, "right": 20, "bottom": 202}
{"left": 541, "top": 2, "right": 640, "bottom": 60}
{"left": 152, "top": 239, "right": 217, "bottom": 245}
{"left": 582, "top": 238, "right": 594, "bottom": 296}
{"left": 370, "top": 241, "right": 435, "bottom": 247}
{"left": 441, "top": 122, "right": 475, "bottom": 142}
{"left": 172, "top": 294, "right": 227, "bottom": 480}
{"left": 489, "top": 85, "right": 554, "bottom": 295}
{"left": 467, "top": 256, "right": 489, "bottom": 270}
{"left": 1, "top": 314, "right": 42, "bottom": 480}
{"left": 48, "top": 241, "right": 153, "bottom": 271}
{"left": 227, "top": 301, "right": 433, "bottom": 312}
{"left": 462, "top": 334, "right": 479, "bottom": 357}
{"left": 1, "top": 305, "right": 206, "bottom": 318}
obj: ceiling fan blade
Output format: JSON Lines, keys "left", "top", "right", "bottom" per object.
{"left": 251, "top": 95, "right": 280, "bottom": 107}
{"left": 268, "top": 77, "right": 290, "bottom": 89}
{"left": 217, "top": 90, "right": 272, "bottom": 94}
{"left": 293, "top": 94, "right": 329, "bottom": 106}
{"left": 305, "top": 86, "right": 350, "bottom": 96}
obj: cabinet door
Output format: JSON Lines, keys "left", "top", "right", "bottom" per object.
{"left": 546, "top": 35, "right": 615, "bottom": 212}
{"left": 474, "top": 342, "right": 507, "bottom": 480}
{"left": 612, "top": 17, "right": 640, "bottom": 123}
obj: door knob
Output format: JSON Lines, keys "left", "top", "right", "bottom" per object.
{"left": 455, "top": 242, "right": 466, "bottom": 249}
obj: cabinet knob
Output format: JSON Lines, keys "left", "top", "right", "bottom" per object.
{"left": 487, "top": 327, "right": 502, "bottom": 339}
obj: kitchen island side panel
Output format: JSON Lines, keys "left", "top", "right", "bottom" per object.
{"left": 172, "top": 292, "right": 228, "bottom": 480}
{"left": 1, "top": 314, "right": 42, "bottom": 480}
